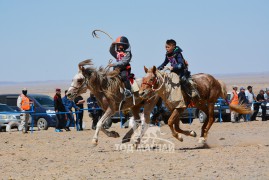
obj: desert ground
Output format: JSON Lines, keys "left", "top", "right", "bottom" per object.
{"left": 0, "top": 73, "right": 269, "bottom": 179}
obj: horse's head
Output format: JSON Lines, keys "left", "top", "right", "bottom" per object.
{"left": 139, "top": 66, "right": 160, "bottom": 99}
{"left": 67, "top": 59, "right": 93, "bottom": 100}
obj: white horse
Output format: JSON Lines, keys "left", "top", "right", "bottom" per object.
{"left": 67, "top": 60, "right": 159, "bottom": 146}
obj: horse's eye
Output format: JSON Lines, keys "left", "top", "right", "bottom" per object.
{"left": 77, "top": 79, "right": 83, "bottom": 83}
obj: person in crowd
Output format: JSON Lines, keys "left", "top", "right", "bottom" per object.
{"left": 62, "top": 90, "right": 80, "bottom": 131}
{"left": 230, "top": 85, "right": 239, "bottom": 123}
{"left": 264, "top": 89, "right": 269, "bottom": 100}
{"left": 238, "top": 87, "right": 248, "bottom": 121}
{"left": 74, "top": 95, "right": 85, "bottom": 131}
{"left": 87, "top": 93, "right": 103, "bottom": 130}
{"left": 157, "top": 39, "right": 198, "bottom": 98}
{"left": 53, "top": 88, "right": 67, "bottom": 132}
{"left": 245, "top": 86, "right": 257, "bottom": 121}
{"left": 256, "top": 89, "right": 266, "bottom": 121}
{"left": 17, "top": 88, "right": 32, "bottom": 133}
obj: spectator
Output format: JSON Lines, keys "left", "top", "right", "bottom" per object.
{"left": 245, "top": 86, "right": 257, "bottom": 121}
{"left": 62, "top": 90, "right": 80, "bottom": 131}
{"left": 238, "top": 87, "right": 248, "bottom": 121}
{"left": 87, "top": 93, "right": 103, "bottom": 130}
{"left": 74, "top": 95, "right": 85, "bottom": 131}
{"left": 230, "top": 85, "right": 239, "bottom": 123}
{"left": 256, "top": 89, "right": 266, "bottom": 121}
{"left": 54, "top": 88, "right": 67, "bottom": 132}
{"left": 17, "top": 88, "right": 32, "bottom": 133}
{"left": 264, "top": 89, "right": 269, "bottom": 100}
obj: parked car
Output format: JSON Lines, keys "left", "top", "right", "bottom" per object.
{"left": 0, "top": 103, "right": 21, "bottom": 132}
{"left": 198, "top": 98, "right": 231, "bottom": 123}
{"left": 0, "top": 94, "right": 57, "bottom": 130}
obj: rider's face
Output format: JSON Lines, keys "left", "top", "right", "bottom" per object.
{"left": 165, "top": 44, "right": 175, "bottom": 54}
{"left": 117, "top": 44, "right": 124, "bottom": 51}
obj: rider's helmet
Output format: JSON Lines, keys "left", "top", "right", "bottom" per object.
{"left": 114, "top": 36, "right": 130, "bottom": 50}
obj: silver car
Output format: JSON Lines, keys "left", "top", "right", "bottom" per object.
{"left": 0, "top": 103, "right": 21, "bottom": 132}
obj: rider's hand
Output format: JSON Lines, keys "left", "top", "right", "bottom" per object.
{"left": 108, "top": 63, "right": 114, "bottom": 67}
{"left": 169, "top": 66, "right": 173, "bottom": 71}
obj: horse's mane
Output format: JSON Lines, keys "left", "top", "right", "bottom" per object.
{"left": 85, "top": 66, "right": 122, "bottom": 100}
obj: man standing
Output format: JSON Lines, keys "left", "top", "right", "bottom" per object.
{"left": 17, "top": 88, "right": 32, "bottom": 133}
{"left": 62, "top": 90, "right": 79, "bottom": 131}
{"left": 256, "top": 89, "right": 266, "bottom": 121}
{"left": 245, "top": 86, "right": 257, "bottom": 121}
{"left": 230, "top": 85, "right": 239, "bottom": 123}
{"left": 74, "top": 95, "right": 85, "bottom": 131}
{"left": 87, "top": 93, "right": 103, "bottom": 130}
{"left": 54, "top": 88, "right": 66, "bottom": 132}
{"left": 238, "top": 87, "right": 248, "bottom": 121}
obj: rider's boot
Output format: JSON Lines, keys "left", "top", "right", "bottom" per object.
{"left": 124, "top": 88, "right": 132, "bottom": 98}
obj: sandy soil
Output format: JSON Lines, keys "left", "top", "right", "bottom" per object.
{"left": 0, "top": 73, "right": 269, "bottom": 179}
{"left": 0, "top": 119, "right": 268, "bottom": 179}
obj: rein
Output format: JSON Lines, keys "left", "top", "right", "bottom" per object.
{"left": 142, "top": 70, "right": 166, "bottom": 102}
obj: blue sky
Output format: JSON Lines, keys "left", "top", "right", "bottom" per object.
{"left": 0, "top": 0, "right": 268, "bottom": 82}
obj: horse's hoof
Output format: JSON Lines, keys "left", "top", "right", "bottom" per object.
{"left": 91, "top": 139, "right": 98, "bottom": 146}
{"left": 173, "top": 133, "right": 183, "bottom": 142}
{"left": 198, "top": 137, "right": 206, "bottom": 144}
{"left": 110, "top": 131, "right": 120, "bottom": 138}
{"left": 190, "top": 130, "right": 197, "bottom": 137}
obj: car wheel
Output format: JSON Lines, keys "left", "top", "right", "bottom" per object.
{"left": 222, "top": 115, "right": 231, "bottom": 122}
{"left": 198, "top": 110, "right": 207, "bottom": 123}
{"left": 6, "top": 122, "right": 20, "bottom": 132}
{"left": 37, "top": 118, "right": 48, "bottom": 130}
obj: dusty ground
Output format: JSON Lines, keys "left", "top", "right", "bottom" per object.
{"left": 0, "top": 73, "right": 269, "bottom": 179}
{"left": 0, "top": 119, "right": 268, "bottom": 179}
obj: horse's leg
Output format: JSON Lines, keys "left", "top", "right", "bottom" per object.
{"left": 167, "top": 109, "right": 184, "bottom": 142}
{"left": 122, "top": 104, "right": 142, "bottom": 143}
{"left": 92, "top": 108, "right": 118, "bottom": 145}
{"left": 133, "top": 96, "right": 159, "bottom": 146}
{"left": 201, "top": 103, "right": 215, "bottom": 143}
{"left": 174, "top": 108, "right": 197, "bottom": 138}
{"left": 199, "top": 103, "right": 214, "bottom": 144}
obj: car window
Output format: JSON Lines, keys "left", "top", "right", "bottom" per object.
{"left": 0, "top": 104, "right": 15, "bottom": 112}
{"left": 31, "top": 95, "right": 54, "bottom": 107}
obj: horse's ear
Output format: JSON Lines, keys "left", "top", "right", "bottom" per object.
{"left": 152, "top": 66, "right": 157, "bottom": 74}
{"left": 144, "top": 66, "right": 148, "bottom": 73}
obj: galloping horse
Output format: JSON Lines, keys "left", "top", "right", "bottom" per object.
{"left": 139, "top": 66, "right": 251, "bottom": 145}
{"left": 67, "top": 60, "right": 159, "bottom": 145}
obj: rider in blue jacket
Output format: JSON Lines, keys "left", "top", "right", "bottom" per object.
{"left": 158, "top": 39, "right": 198, "bottom": 98}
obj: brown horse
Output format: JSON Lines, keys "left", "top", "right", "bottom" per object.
{"left": 139, "top": 66, "right": 251, "bottom": 145}
{"left": 67, "top": 60, "right": 159, "bottom": 145}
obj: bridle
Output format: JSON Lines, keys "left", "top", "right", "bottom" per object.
{"left": 142, "top": 71, "right": 165, "bottom": 93}
{"left": 70, "top": 75, "right": 89, "bottom": 96}
{"left": 142, "top": 75, "right": 159, "bottom": 91}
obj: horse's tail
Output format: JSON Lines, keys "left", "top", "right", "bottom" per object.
{"left": 217, "top": 80, "right": 227, "bottom": 99}
{"left": 217, "top": 80, "right": 252, "bottom": 114}
{"left": 229, "top": 104, "right": 252, "bottom": 114}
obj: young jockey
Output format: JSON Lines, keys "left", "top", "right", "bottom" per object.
{"left": 108, "top": 36, "right": 132, "bottom": 97}
{"left": 157, "top": 39, "right": 198, "bottom": 98}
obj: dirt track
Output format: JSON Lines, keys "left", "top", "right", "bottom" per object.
{"left": 1, "top": 119, "right": 268, "bottom": 180}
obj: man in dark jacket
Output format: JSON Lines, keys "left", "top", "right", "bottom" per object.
{"left": 54, "top": 88, "right": 67, "bottom": 132}
{"left": 87, "top": 94, "right": 103, "bottom": 130}
{"left": 157, "top": 39, "right": 198, "bottom": 98}
{"left": 108, "top": 36, "right": 132, "bottom": 97}
{"left": 238, "top": 87, "right": 248, "bottom": 121}
{"left": 74, "top": 95, "right": 85, "bottom": 131}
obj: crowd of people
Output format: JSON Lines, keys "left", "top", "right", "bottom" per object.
{"left": 230, "top": 85, "right": 269, "bottom": 122}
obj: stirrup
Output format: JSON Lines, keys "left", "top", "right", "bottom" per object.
{"left": 124, "top": 89, "right": 132, "bottom": 98}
